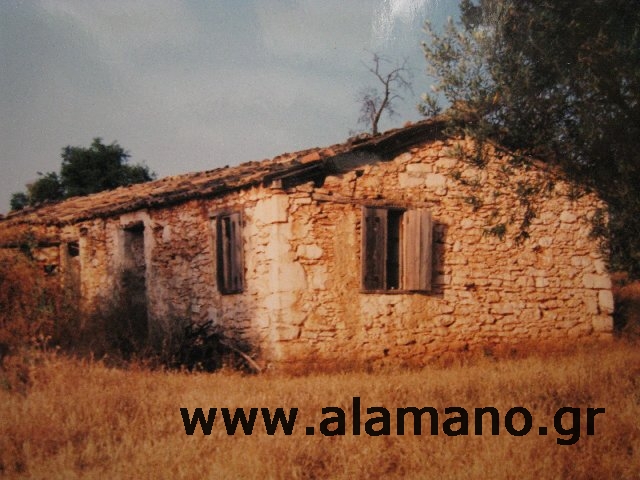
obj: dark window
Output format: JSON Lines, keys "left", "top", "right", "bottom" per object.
{"left": 361, "top": 207, "right": 433, "bottom": 292}
{"left": 386, "top": 210, "right": 402, "bottom": 290}
{"left": 67, "top": 241, "right": 80, "bottom": 257}
{"left": 44, "top": 264, "right": 57, "bottom": 275}
{"left": 64, "top": 240, "right": 81, "bottom": 303}
{"left": 216, "top": 212, "right": 244, "bottom": 294}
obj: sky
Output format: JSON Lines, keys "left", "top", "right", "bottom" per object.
{"left": 0, "top": 0, "right": 458, "bottom": 214}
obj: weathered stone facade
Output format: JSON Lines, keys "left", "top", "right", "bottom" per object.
{"left": 0, "top": 119, "right": 613, "bottom": 367}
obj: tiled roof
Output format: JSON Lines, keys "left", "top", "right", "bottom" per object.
{"left": 0, "top": 118, "right": 446, "bottom": 227}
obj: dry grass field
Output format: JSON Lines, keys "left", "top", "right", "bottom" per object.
{"left": 1, "top": 245, "right": 639, "bottom": 479}
{"left": 1, "top": 340, "right": 639, "bottom": 480}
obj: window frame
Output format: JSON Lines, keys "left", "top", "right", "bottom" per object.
{"left": 361, "top": 206, "right": 433, "bottom": 293}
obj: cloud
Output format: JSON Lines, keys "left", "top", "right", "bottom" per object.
{"left": 256, "top": 0, "right": 376, "bottom": 70}
{"left": 0, "top": 1, "right": 457, "bottom": 212}
{"left": 38, "top": 0, "right": 201, "bottom": 64}
{"left": 372, "top": 0, "right": 436, "bottom": 46}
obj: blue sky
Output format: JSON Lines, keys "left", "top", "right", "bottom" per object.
{"left": 0, "top": 0, "right": 458, "bottom": 213}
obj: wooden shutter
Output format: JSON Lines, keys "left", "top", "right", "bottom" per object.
{"left": 217, "top": 212, "right": 244, "bottom": 294}
{"left": 228, "top": 212, "right": 244, "bottom": 293}
{"left": 402, "top": 209, "right": 433, "bottom": 291}
{"left": 362, "top": 207, "right": 388, "bottom": 291}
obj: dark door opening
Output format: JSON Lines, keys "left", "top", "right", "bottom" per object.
{"left": 122, "top": 223, "right": 148, "bottom": 344}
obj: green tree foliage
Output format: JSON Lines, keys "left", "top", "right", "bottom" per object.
{"left": 60, "top": 138, "right": 153, "bottom": 198}
{"left": 9, "top": 192, "right": 29, "bottom": 212}
{"left": 10, "top": 138, "right": 155, "bottom": 210}
{"left": 28, "top": 172, "right": 64, "bottom": 205}
{"left": 421, "top": 0, "right": 640, "bottom": 275}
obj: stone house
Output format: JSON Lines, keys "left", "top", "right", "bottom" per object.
{"left": 0, "top": 118, "right": 613, "bottom": 367}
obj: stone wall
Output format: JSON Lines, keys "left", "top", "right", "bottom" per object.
{"left": 1, "top": 136, "right": 613, "bottom": 368}
{"left": 262, "top": 138, "right": 612, "bottom": 366}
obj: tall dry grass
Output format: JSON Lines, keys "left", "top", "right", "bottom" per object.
{"left": 1, "top": 341, "right": 638, "bottom": 479}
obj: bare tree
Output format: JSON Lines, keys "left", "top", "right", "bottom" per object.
{"left": 357, "top": 53, "right": 412, "bottom": 136}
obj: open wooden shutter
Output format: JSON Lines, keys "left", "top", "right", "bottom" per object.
{"left": 362, "top": 207, "right": 388, "bottom": 291}
{"left": 217, "top": 212, "right": 244, "bottom": 294}
{"left": 217, "top": 216, "right": 229, "bottom": 291}
{"left": 402, "top": 209, "right": 432, "bottom": 291}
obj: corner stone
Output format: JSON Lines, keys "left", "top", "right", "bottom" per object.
{"left": 598, "top": 290, "right": 614, "bottom": 314}
{"left": 582, "top": 274, "right": 612, "bottom": 290}
{"left": 276, "top": 325, "right": 301, "bottom": 341}
{"left": 592, "top": 316, "right": 613, "bottom": 333}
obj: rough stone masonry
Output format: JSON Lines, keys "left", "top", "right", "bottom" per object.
{"left": 0, "top": 118, "right": 613, "bottom": 368}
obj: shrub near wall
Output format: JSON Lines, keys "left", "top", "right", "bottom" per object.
{"left": 0, "top": 250, "right": 50, "bottom": 356}
{"left": 0, "top": 247, "right": 80, "bottom": 361}
{"left": 612, "top": 273, "right": 640, "bottom": 337}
